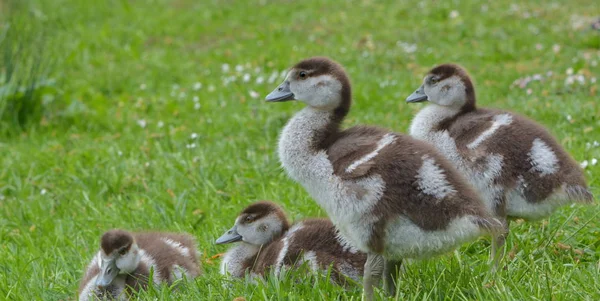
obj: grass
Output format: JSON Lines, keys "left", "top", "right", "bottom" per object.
{"left": 0, "top": 0, "right": 598, "bottom": 300}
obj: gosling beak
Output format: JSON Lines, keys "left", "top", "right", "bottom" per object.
{"left": 266, "top": 81, "right": 295, "bottom": 102}
{"left": 96, "top": 257, "right": 119, "bottom": 289}
{"left": 406, "top": 85, "right": 428, "bottom": 103}
{"left": 215, "top": 225, "right": 243, "bottom": 244}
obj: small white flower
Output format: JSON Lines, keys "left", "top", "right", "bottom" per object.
{"left": 397, "top": 41, "right": 417, "bottom": 54}
{"left": 594, "top": 141, "right": 599, "bottom": 147}
{"left": 576, "top": 74, "right": 585, "bottom": 85}
{"left": 0, "top": 195, "right": 4, "bottom": 200}
{"left": 186, "top": 143, "right": 197, "bottom": 149}
{"left": 140, "top": 83, "right": 147, "bottom": 90}
{"left": 591, "top": 77, "right": 597, "bottom": 84}
{"left": 194, "top": 103, "right": 201, "bottom": 110}
{"left": 243, "top": 74, "right": 251, "bottom": 83}
{"left": 145, "top": 162, "right": 150, "bottom": 167}
{"left": 172, "top": 84, "right": 180, "bottom": 90}
{"left": 190, "top": 133, "right": 198, "bottom": 139}
{"left": 546, "top": 71, "right": 553, "bottom": 77}
{"left": 565, "top": 76, "right": 574, "bottom": 85}
{"left": 255, "top": 76, "right": 264, "bottom": 84}
{"left": 193, "top": 96, "right": 200, "bottom": 102}
{"left": 552, "top": 44, "right": 561, "bottom": 53}
{"left": 221, "top": 64, "right": 230, "bottom": 72}
{"left": 566, "top": 68, "right": 574, "bottom": 75}
{"left": 481, "top": 4, "right": 488, "bottom": 12}
{"left": 179, "top": 91, "right": 186, "bottom": 98}
{"left": 137, "top": 119, "right": 147, "bottom": 128}
{"left": 532, "top": 74, "right": 543, "bottom": 81}
{"left": 40, "top": 189, "right": 47, "bottom": 195}
{"left": 580, "top": 160, "right": 588, "bottom": 169}
{"left": 249, "top": 90, "right": 260, "bottom": 98}
{"left": 208, "top": 85, "right": 215, "bottom": 92}
{"left": 117, "top": 151, "right": 123, "bottom": 156}
{"left": 235, "top": 64, "right": 244, "bottom": 72}
{"left": 157, "top": 121, "right": 164, "bottom": 128}
{"left": 566, "top": 115, "right": 572, "bottom": 121}
{"left": 526, "top": 88, "right": 533, "bottom": 95}
{"left": 535, "top": 44, "right": 543, "bottom": 50}
{"left": 268, "top": 71, "right": 279, "bottom": 84}
{"left": 591, "top": 158, "right": 598, "bottom": 166}
{"left": 449, "top": 10, "right": 459, "bottom": 19}
{"left": 193, "top": 82, "right": 202, "bottom": 90}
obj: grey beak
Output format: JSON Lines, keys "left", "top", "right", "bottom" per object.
{"left": 265, "top": 81, "right": 295, "bottom": 102}
{"left": 406, "top": 85, "right": 428, "bottom": 103}
{"left": 95, "top": 258, "right": 119, "bottom": 289}
{"left": 215, "top": 225, "right": 243, "bottom": 244}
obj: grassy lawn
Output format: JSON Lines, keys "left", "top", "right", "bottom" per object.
{"left": 0, "top": 0, "right": 598, "bottom": 300}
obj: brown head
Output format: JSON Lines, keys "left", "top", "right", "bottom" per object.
{"left": 406, "top": 63, "right": 476, "bottom": 112}
{"left": 215, "top": 201, "right": 290, "bottom": 246}
{"left": 96, "top": 229, "right": 140, "bottom": 289}
{"left": 265, "top": 57, "right": 352, "bottom": 117}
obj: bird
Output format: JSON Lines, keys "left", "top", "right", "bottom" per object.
{"left": 78, "top": 229, "right": 202, "bottom": 300}
{"left": 405, "top": 63, "right": 594, "bottom": 266}
{"left": 265, "top": 57, "right": 501, "bottom": 300}
{"left": 216, "top": 201, "right": 366, "bottom": 285}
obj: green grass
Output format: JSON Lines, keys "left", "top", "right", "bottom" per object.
{"left": 0, "top": 0, "right": 599, "bottom": 300}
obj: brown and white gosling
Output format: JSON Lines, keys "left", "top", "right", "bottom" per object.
{"left": 265, "top": 57, "right": 502, "bottom": 300}
{"left": 406, "top": 63, "right": 594, "bottom": 265}
{"left": 78, "top": 229, "right": 202, "bottom": 300}
{"left": 216, "top": 201, "right": 366, "bottom": 285}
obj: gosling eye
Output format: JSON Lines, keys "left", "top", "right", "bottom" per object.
{"left": 298, "top": 71, "right": 307, "bottom": 79}
{"left": 118, "top": 248, "right": 128, "bottom": 256}
{"left": 429, "top": 76, "right": 439, "bottom": 85}
{"left": 245, "top": 215, "right": 254, "bottom": 223}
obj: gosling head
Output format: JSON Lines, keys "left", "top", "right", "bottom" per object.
{"left": 406, "top": 63, "right": 476, "bottom": 111}
{"left": 215, "top": 201, "right": 290, "bottom": 246}
{"left": 266, "top": 57, "right": 351, "bottom": 113}
{"left": 95, "top": 229, "right": 141, "bottom": 289}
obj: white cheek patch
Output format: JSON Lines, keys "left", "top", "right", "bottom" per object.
{"left": 528, "top": 138, "right": 559, "bottom": 176}
{"left": 427, "top": 76, "right": 466, "bottom": 107}
{"left": 467, "top": 114, "right": 513, "bottom": 149}
{"left": 293, "top": 75, "right": 342, "bottom": 109}
{"left": 345, "top": 133, "right": 396, "bottom": 173}
{"left": 116, "top": 249, "right": 139, "bottom": 274}
{"left": 255, "top": 214, "right": 284, "bottom": 245}
{"left": 415, "top": 155, "right": 456, "bottom": 200}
